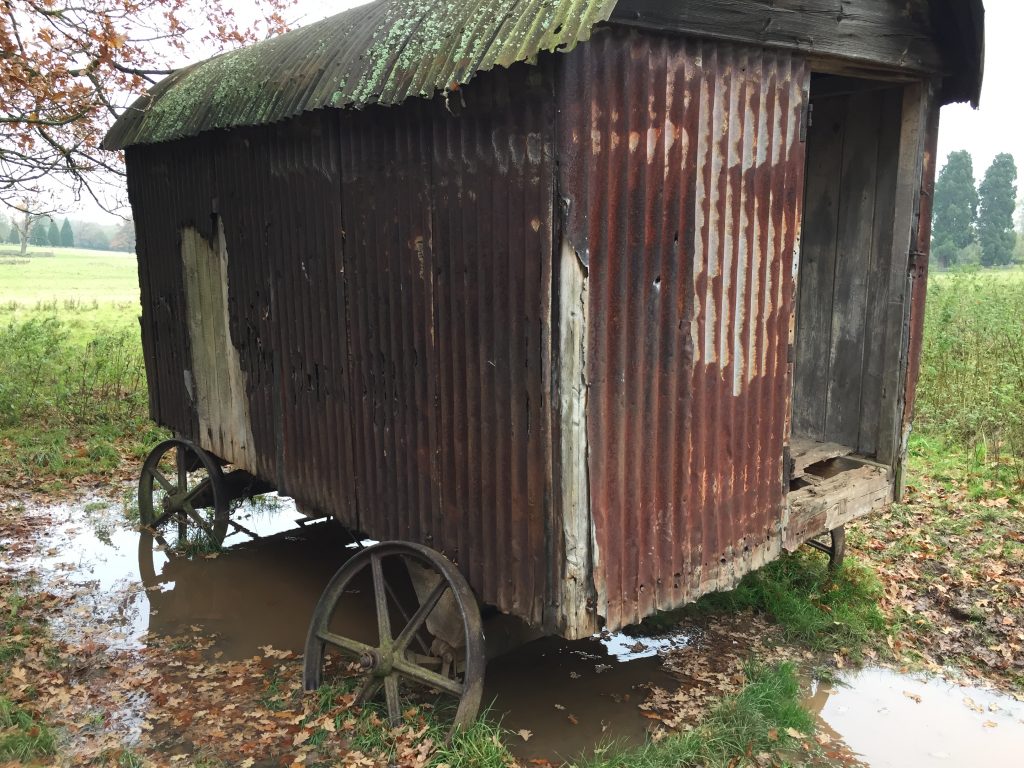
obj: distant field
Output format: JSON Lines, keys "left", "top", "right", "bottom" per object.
{"left": 0, "top": 246, "right": 138, "bottom": 304}
{"left": 0, "top": 247, "right": 139, "bottom": 338}
{"left": 931, "top": 264, "right": 1024, "bottom": 282}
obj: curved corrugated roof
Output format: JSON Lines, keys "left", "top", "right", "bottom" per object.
{"left": 103, "top": 0, "right": 617, "bottom": 149}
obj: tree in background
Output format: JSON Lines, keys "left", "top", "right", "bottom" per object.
{"left": 75, "top": 222, "right": 111, "bottom": 251}
{"left": 6, "top": 224, "right": 18, "bottom": 245}
{"left": 28, "top": 216, "right": 50, "bottom": 246}
{"left": 47, "top": 218, "right": 61, "bottom": 247}
{"left": 60, "top": 218, "right": 75, "bottom": 248}
{"left": 978, "top": 153, "right": 1018, "bottom": 267}
{"left": 1, "top": 0, "right": 292, "bottom": 221}
{"left": 931, "top": 150, "right": 978, "bottom": 269}
{"left": 110, "top": 218, "right": 136, "bottom": 253}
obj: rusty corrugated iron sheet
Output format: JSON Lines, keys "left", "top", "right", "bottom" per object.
{"left": 556, "top": 29, "right": 809, "bottom": 630}
{"left": 126, "top": 63, "right": 557, "bottom": 629}
{"left": 338, "top": 64, "right": 556, "bottom": 627}
{"left": 127, "top": 111, "right": 361, "bottom": 525}
{"left": 104, "top": 0, "right": 616, "bottom": 150}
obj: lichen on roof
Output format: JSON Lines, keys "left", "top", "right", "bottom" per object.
{"left": 104, "top": 0, "right": 618, "bottom": 149}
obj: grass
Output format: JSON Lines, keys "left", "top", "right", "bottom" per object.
{"left": 916, "top": 267, "right": 1024, "bottom": 483}
{"left": 0, "top": 246, "right": 137, "bottom": 306}
{"left": 696, "top": 553, "right": 888, "bottom": 660}
{"left": 634, "top": 550, "right": 888, "bottom": 662}
{"left": 0, "top": 697, "right": 55, "bottom": 762}
{"left": 0, "top": 308, "right": 162, "bottom": 490}
{"left": 572, "top": 663, "right": 813, "bottom": 768}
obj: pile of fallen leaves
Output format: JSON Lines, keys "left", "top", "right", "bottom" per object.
{"left": 852, "top": 467, "right": 1024, "bottom": 691}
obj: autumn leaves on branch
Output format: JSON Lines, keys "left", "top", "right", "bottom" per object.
{"left": 0, "top": 0, "right": 293, "bottom": 215}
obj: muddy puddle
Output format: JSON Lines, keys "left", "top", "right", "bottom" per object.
{"left": 8, "top": 495, "right": 1024, "bottom": 765}
{"left": 808, "top": 667, "right": 1024, "bottom": 766}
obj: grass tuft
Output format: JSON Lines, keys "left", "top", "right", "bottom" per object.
{"left": 573, "top": 662, "right": 813, "bottom": 768}
{"left": 0, "top": 697, "right": 56, "bottom": 761}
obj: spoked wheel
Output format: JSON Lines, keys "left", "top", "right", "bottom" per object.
{"left": 303, "top": 541, "right": 485, "bottom": 735}
{"left": 806, "top": 525, "right": 846, "bottom": 570}
{"left": 138, "top": 438, "right": 228, "bottom": 561}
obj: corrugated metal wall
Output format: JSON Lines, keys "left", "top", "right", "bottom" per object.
{"left": 339, "top": 66, "right": 556, "bottom": 626}
{"left": 127, "top": 65, "right": 557, "bottom": 628}
{"left": 128, "top": 112, "right": 360, "bottom": 525}
{"left": 556, "top": 29, "right": 809, "bottom": 630}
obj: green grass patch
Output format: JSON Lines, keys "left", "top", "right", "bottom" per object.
{"left": 572, "top": 662, "right": 813, "bottom": 768}
{"left": 915, "top": 268, "right": 1024, "bottom": 483}
{"left": 637, "top": 550, "right": 887, "bottom": 661}
{"left": 0, "top": 246, "right": 137, "bottom": 306}
{"left": 0, "top": 310, "right": 165, "bottom": 487}
{"left": 699, "top": 553, "right": 887, "bottom": 659}
{"left": 0, "top": 697, "right": 55, "bottom": 762}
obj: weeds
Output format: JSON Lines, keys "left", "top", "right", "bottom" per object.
{"left": 573, "top": 662, "right": 813, "bottom": 768}
{"left": 0, "top": 697, "right": 55, "bottom": 761}
{"left": 0, "top": 312, "right": 162, "bottom": 486}
{"left": 916, "top": 269, "right": 1024, "bottom": 482}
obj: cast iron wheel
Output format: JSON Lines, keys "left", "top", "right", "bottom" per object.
{"left": 806, "top": 525, "right": 846, "bottom": 570}
{"left": 303, "top": 541, "right": 485, "bottom": 735}
{"left": 138, "top": 438, "right": 228, "bottom": 556}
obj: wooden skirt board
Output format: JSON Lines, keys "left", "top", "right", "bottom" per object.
{"left": 784, "top": 446, "right": 892, "bottom": 551}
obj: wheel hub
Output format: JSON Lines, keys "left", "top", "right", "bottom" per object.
{"left": 373, "top": 649, "right": 395, "bottom": 677}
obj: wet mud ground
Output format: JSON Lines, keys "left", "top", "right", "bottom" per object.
{"left": 3, "top": 493, "right": 1023, "bottom": 766}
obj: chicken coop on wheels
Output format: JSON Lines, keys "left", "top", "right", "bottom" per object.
{"left": 104, "top": 0, "right": 984, "bottom": 729}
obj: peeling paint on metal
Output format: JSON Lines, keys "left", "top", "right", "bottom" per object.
{"left": 556, "top": 29, "right": 809, "bottom": 631}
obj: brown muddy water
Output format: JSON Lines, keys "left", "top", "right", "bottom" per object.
{"left": 7, "top": 495, "right": 1024, "bottom": 765}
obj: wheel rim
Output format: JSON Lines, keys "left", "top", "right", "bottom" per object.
{"left": 303, "top": 541, "right": 485, "bottom": 735}
{"left": 138, "top": 438, "right": 228, "bottom": 556}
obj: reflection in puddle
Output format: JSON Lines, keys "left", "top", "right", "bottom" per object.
{"left": 808, "top": 667, "right": 1024, "bottom": 767}
{"left": 12, "top": 495, "right": 1024, "bottom": 765}
{"left": 485, "top": 635, "right": 675, "bottom": 762}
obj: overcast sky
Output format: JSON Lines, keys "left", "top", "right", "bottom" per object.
{"left": 78, "top": 0, "right": 1018, "bottom": 221}
{"left": 935, "top": 0, "right": 1021, "bottom": 183}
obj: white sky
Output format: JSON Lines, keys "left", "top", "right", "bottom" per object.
{"left": 74, "top": 0, "right": 1017, "bottom": 222}
{"left": 935, "top": 0, "right": 1021, "bottom": 185}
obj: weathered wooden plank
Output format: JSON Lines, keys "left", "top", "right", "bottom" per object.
{"left": 181, "top": 222, "right": 256, "bottom": 471}
{"left": 555, "top": 235, "right": 595, "bottom": 638}
{"left": 612, "top": 0, "right": 943, "bottom": 76}
{"left": 823, "top": 90, "right": 881, "bottom": 446}
{"left": 784, "top": 463, "right": 891, "bottom": 550}
{"left": 789, "top": 436, "right": 854, "bottom": 477}
{"left": 792, "top": 95, "right": 845, "bottom": 440}
{"left": 857, "top": 87, "right": 903, "bottom": 455}
{"left": 875, "top": 83, "right": 931, "bottom": 466}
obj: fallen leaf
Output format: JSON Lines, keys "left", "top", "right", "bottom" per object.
{"left": 903, "top": 691, "right": 922, "bottom": 704}
{"left": 517, "top": 729, "right": 532, "bottom": 742}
